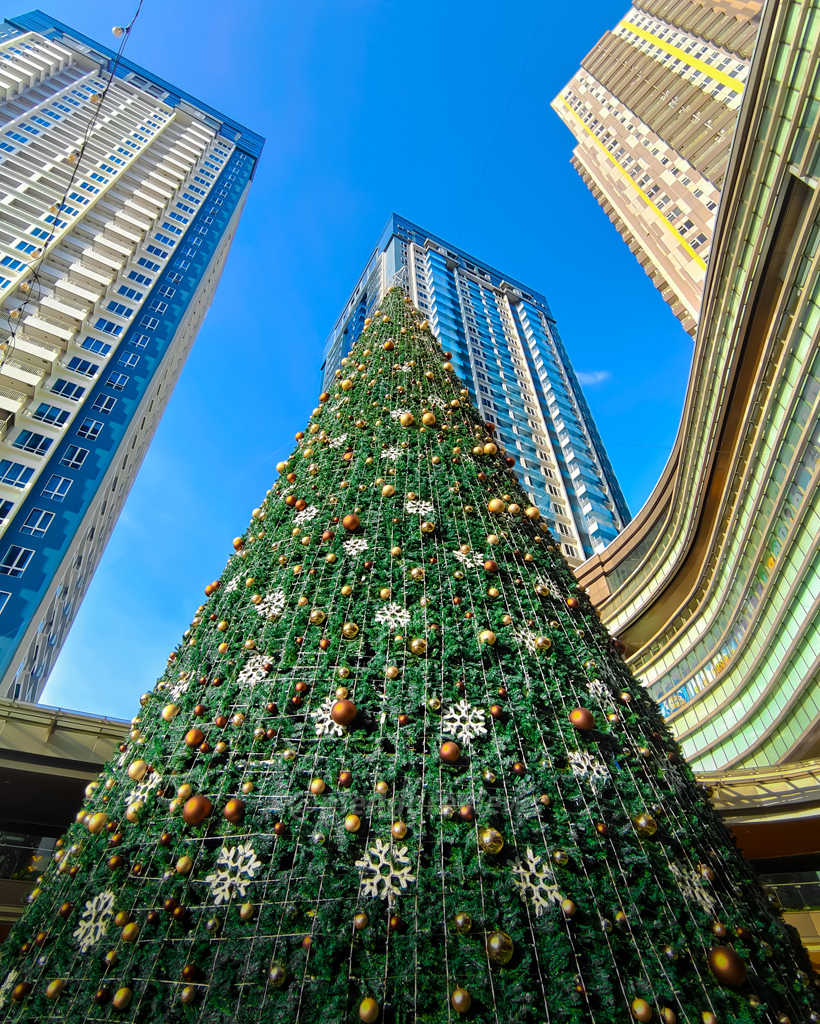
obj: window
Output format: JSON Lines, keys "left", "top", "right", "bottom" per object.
{"left": 149, "top": 300, "right": 167, "bottom": 314}
{"left": 0, "top": 141, "right": 15, "bottom": 153}
{"left": 1, "top": 256, "right": 25, "bottom": 272}
{"left": 67, "top": 357, "right": 98, "bottom": 377}
{"left": 0, "top": 460, "right": 33, "bottom": 488}
{"left": 155, "top": 232, "right": 176, "bottom": 244}
{"left": 117, "top": 285, "right": 143, "bottom": 301}
{"left": 20, "top": 508, "right": 54, "bottom": 537}
{"left": 106, "top": 372, "right": 128, "bottom": 391}
{"left": 60, "top": 445, "right": 88, "bottom": 469}
{"left": 146, "top": 245, "right": 167, "bottom": 259}
{"left": 78, "top": 182, "right": 99, "bottom": 195}
{"left": 127, "top": 271, "right": 151, "bottom": 287}
{"left": 42, "top": 474, "right": 71, "bottom": 501}
{"left": 32, "top": 403, "right": 69, "bottom": 427}
{"left": 118, "top": 352, "right": 139, "bottom": 369}
{"left": 0, "top": 499, "right": 12, "bottom": 522}
{"left": 92, "top": 395, "right": 116, "bottom": 414}
{"left": 12, "top": 430, "right": 52, "bottom": 456}
{"left": 173, "top": 259, "right": 190, "bottom": 270}
{"left": 129, "top": 334, "right": 150, "bottom": 349}
{"left": 16, "top": 241, "right": 36, "bottom": 254}
{"left": 139, "top": 316, "right": 159, "bottom": 330}
{"left": 89, "top": 172, "right": 108, "bottom": 184}
{"left": 81, "top": 337, "right": 112, "bottom": 357}
{"left": 176, "top": 203, "right": 195, "bottom": 215}
{"left": 167, "top": 272, "right": 182, "bottom": 284}
{"left": 106, "top": 301, "right": 133, "bottom": 318}
{"left": 69, "top": 191, "right": 90, "bottom": 205}
{"left": 94, "top": 318, "right": 122, "bottom": 337}
{"left": 51, "top": 379, "right": 85, "bottom": 401}
{"left": 77, "top": 417, "right": 103, "bottom": 440}
{"left": 5, "top": 131, "right": 28, "bottom": 144}
{"left": 159, "top": 286, "right": 175, "bottom": 298}
{"left": 44, "top": 215, "right": 67, "bottom": 228}
{"left": 137, "top": 257, "right": 160, "bottom": 272}
{"left": 0, "top": 545, "right": 33, "bottom": 577}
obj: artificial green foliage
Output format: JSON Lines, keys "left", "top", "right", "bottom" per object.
{"left": 0, "top": 288, "right": 815, "bottom": 1023}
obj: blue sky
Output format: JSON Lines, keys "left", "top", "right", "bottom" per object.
{"left": 39, "top": 0, "right": 693, "bottom": 719}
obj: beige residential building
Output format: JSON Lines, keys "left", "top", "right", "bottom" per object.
{"left": 551, "top": 0, "right": 761, "bottom": 335}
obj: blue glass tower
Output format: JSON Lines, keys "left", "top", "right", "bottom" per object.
{"left": 0, "top": 13, "right": 263, "bottom": 700}
{"left": 322, "top": 215, "right": 630, "bottom": 563}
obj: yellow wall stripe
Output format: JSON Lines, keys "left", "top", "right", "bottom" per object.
{"left": 556, "top": 97, "right": 708, "bottom": 271}
{"left": 617, "top": 19, "right": 744, "bottom": 93}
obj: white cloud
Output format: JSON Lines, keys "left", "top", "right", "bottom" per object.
{"left": 575, "top": 370, "right": 610, "bottom": 386}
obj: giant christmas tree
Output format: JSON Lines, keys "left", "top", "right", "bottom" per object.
{"left": 0, "top": 288, "right": 815, "bottom": 1023}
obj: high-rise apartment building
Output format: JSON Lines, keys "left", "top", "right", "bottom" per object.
{"left": 0, "top": 13, "right": 263, "bottom": 702}
{"left": 321, "top": 214, "right": 630, "bottom": 563}
{"left": 552, "top": 0, "right": 761, "bottom": 336}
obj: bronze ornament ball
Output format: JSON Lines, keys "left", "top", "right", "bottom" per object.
{"left": 486, "top": 930, "right": 514, "bottom": 964}
{"left": 440, "top": 741, "right": 461, "bottom": 763}
{"left": 185, "top": 728, "right": 205, "bottom": 749}
{"left": 451, "top": 988, "right": 472, "bottom": 1013}
{"left": 569, "top": 707, "right": 595, "bottom": 731}
{"left": 223, "top": 798, "right": 245, "bottom": 824}
{"left": 342, "top": 513, "right": 360, "bottom": 531}
{"left": 566, "top": 596, "right": 581, "bottom": 610}
{"left": 182, "top": 794, "right": 212, "bottom": 826}
{"left": 707, "top": 945, "right": 747, "bottom": 988}
{"left": 354, "top": 912, "right": 369, "bottom": 930}
{"left": 631, "top": 999, "right": 653, "bottom": 1022}
{"left": 331, "top": 699, "right": 357, "bottom": 726}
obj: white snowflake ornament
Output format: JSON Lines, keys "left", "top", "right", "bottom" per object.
{"left": 328, "top": 434, "right": 348, "bottom": 449}
{"left": 568, "top": 750, "right": 610, "bottom": 793}
{"left": 511, "top": 625, "right": 539, "bottom": 653}
{"left": 390, "top": 409, "right": 410, "bottom": 420}
{"left": 374, "top": 603, "right": 411, "bottom": 631}
{"left": 441, "top": 699, "right": 487, "bottom": 745}
{"left": 355, "top": 838, "right": 416, "bottom": 905}
{"left": 343, "top": 536, "right": 369, "bottom": 557}
{"left": 509, "top": 848, "right": 563, "bottom": 917}
{"left": 380, "top": 446, "right": 403, "bottom": 461}
{"left": 256, "top": 589, "right": 286, "bottom": 621}
{"left": 311, "top": 696, "right": 347, "bottom": 738}
{"left": 586, "top": 679, "right": 612, "bottom": 706}
{"left": 452, "top": 548, "right": 485, "bottom": 569}
{"left": 237, "top": 653, "right": 275, "bottom": 688}
{"left": 670, "top": 861, "right": 716, "bottom": 914}
{"left": 73, "top": 890, "right": 116, "bottom": 952}
{"left": 406, "top": 499, "right": 434, "bottom": 516}
{"left": 206, "top": 843, "right": 262, "bottom": 905}
{"left": 294, "top": 505, "right": 319, "bottom": 526}
{"left": 132, "top": 769, "right": 163, "bottom": 805}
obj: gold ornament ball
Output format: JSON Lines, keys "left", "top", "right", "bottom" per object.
{"left": 88, "top": 812, "right": 108, "bottom": 834}
{"left": 488, "top": 499, "right": 506, "bottom": 514}
{"left": 381, "top": 484, "right": 395, "bottom": 497}
{"left": 535, "top": 635, "right": 551, "bottom": 652}
{"left": 479, "top": 630, "right": 497, "bottom": 645}
{"left": 422, "top": 412, "right": 436, "bottom": 425}
{"left": 239, "top": 902, "right": 255, "bottom": 921}
{"left": 309, "top": 609, "right": 326, "bottom": 625}
{"left": 524, "top": 506, "right": 541, "bottom": 521}
{"left": 45, "top": 979, "right": 66, "bottom": 1000}
{"left": 375, "top": 780, "right": 389, "bottom": 796}
{"left": 342, "top": 514, "right": 360, "bottom": 531}
{"left": 561, "top": 899, "right": 577, "bottom": 917}
{"left": 552, "top": 849, "right": 569, "bottom": 866}
{"left": 399, "top": 412, "right": 415, "bottom": 427}
{"left": 632, "top": 813, "right": 658, "bottom": 837}
{"left": 180, "top": 986, "right": 197, "bottom": 1004}
{"left": 409, "top": 637, "right": 427, "bottom": 656}
{"left": 342, "top": 622, "right": 360, "bottom": 639}
{"left": 410, "top": 566, "right": 425, "bottom": 581}
{"left": 341, "top": 378, "right": 354, "bottom": 391}
{"left": 484, "top": 442, "right": 498, "bottom": 455}
{"left": 113, "top": 988, "right": 133, "bottom": 1011}
{"left": 385, "top": 665, "right": 399, "bottom": 679}
{"left": 420, "top": 520, "right": 435, "bottom": 533}
{"left": 701, "top": 1014, "right": 718, "bottom": 1024}
{"left": 354, "top": 912, "right": 369, "bottom": 930}
{"left": 359, "top": 997, "right": 380, "bottom": 1022}
{"left": 660, "top": 1008, "right": 677, "bottom": 1024}
{"left": 122, "top": 922, "right": 140, "bottom": 943}
{"left": 454, "top": 912, "right": 472, "bottom": 934}
{"left": 176, "top": 856, "right": 193, "bottom": 875}
{"left": 162, "top": 703, "right": 180, "bottom": 722}
{"left": 478, "top": 827, "right": 504, "bottom": 854}
{"left": 486, "top": 930, "right": 514, "bottom": 964}
{"left": 451, "top": 989, "right": 472, "bottom": 1014}
{"left": 344, "top": 814, "right": 362, "bottom": 833}
{"left": 391, "top": 821, "right": 407, "bottom": 839}
{"left": 269, "top": 964, "right": 287, "bottom": 987}
{"left": 310, "top": 778, "right": 326, "bottom": 795}
{"left": 631, "top": 999, "right": 653, "bottom": 1022}
{"left": 128, "top": 760, "right": 148, "bottom": 782}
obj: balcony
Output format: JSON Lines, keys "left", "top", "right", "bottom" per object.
{"left": 38, "top": 293, "right": 90, "bottom": 324}
{"left": 23, "top": 311, "right": 76, "bottom": 344}
{"left": 8, "top": 332, "right": 62, "bottom": 365}
{"left": 0, "top": 384, "right": 27, "bottom": 415}
{"left": 0, "top": 356, "right": 45, "bottom": 389}
{"left": 55, "top": 277, "right": 100, "bottom": 305}
{"left": 67, "top": 259, "right": 113, "bottom": 289}
{"left": 91, "top": 233, "right": 132, "bottom": 260}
